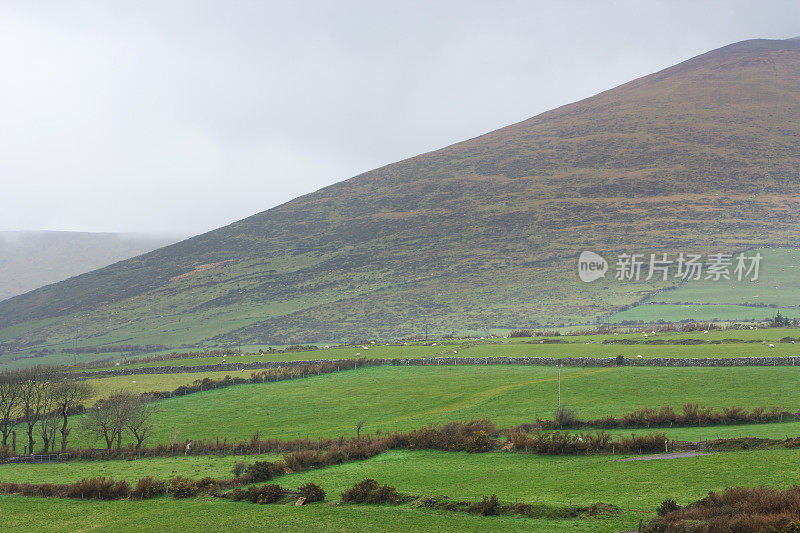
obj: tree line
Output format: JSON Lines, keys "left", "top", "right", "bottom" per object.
{"left": 0, "top": 368, "right": 158, "bottom": 454}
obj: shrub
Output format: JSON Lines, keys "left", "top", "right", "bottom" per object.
{"left": 228, "top": 488, "right": 247, "bottom": 502}
{"left": 132, "top": 477, "right": 166, "bottom": 499}
{"left": 196, "top": 477, "right": 218, "bottom": 491}
{"left": 646, "top": 486, "right": 800, "bottom": 532}
{"left": 247, "top": 484, "right": 283, "bottom": 504}
{"left": 246, "top": 461, "right": 276, "bottom": 482}
{"left": 232, "top": 462, "right": 247, "bottom": 477}
{"left": 366, "top": 484, "right": 401, "bottom": 504}
{"left": 298, "top": 482, "right": 326, "bottom": 503}
{"left": 341, "top": 479, "right": 380, "bottom": 503}
{"left": 467, "top": 430, "right": 493, "bottom": 453}
{"left": 66, "top": 477, "right": 130, "bottom": 500}
{"left": 470, "top": 494, "right": 500, "bottom": 516}
{"left": 170, "top": 478, "right": 199, "bottom": 499}
{"left": 341, "top": 479, "right": 400, "bottom": 504}
{"left": 656, "top": 498, "right": 680, "bottom": 516}
{"left": 554, "top": 407, "right": 579, "bottom": 428}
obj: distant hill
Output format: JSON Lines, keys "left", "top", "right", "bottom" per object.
{"left": 0, "top": 37, "right": 799, "bottom": 364}
{"left": 0, "top": 231, "right": 181, "bottom": 301}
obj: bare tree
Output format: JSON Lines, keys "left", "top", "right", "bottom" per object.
{"left": 36, "top": 386, "right": 57, "bottom": 453}
{"left": 18, "top": 369, "right": 53, "bottom": 453}
{"left": 0, "top": 371, "right": 22, "bottom": 447}
{"left": 125, "top": 394, "right": 158, "bottom": 450}
{"left": 50, "top": 380, "right": 94, "bottom": 451}
{"left": 84, "top": 392, "right": 129, "bottom": 450}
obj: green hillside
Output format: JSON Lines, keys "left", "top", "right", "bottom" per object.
{"left": 1, "top": 38, "right": 800, "bottom": 365}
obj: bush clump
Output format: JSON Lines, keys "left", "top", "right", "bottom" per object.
{"left": 341, "top": 479, "right": 400, "bottom": 504}
{"left": 66, "top": 477, "right": 130, "bottom": 500}
{"left": 656, "top": 498, "right": 680, "bottom": 516}
{"left": 196, "top": 477, "right": 218, "bottom": 491}
{"left": 232, "top": 462, "right": 248, "bottom": 477}
{"left": 132, "top": 477, "right": 166, "bottom": 499}
{"left": 298, "top": 482, "right": 326, "bottom": 503}
{"left": 246, "top": 461, "right": 277, "bottom": 482}
{"left": 170, "top": 478, "right": 199, "bottom": 499}
{"left": 247, "top": 484, "right": 283, "bottom": 504}
{"left": 470, "top": 494, "right": 500, "bottom": 516}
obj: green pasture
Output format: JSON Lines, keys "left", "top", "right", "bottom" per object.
{"left": 63, "top": 364, "right": 800, "bottom": 448}
{"left": 0, "top": 453, "right": 278, "bottom": 485}
{"left": 76, "top": 326, "right": 800, "bottom": 372}
{"left": 0, "top": 495, "right": 636, "bottom": 532}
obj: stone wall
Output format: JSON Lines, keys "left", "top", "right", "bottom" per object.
{"left": 70, "top": 355, "right": 800, "bottom": 379}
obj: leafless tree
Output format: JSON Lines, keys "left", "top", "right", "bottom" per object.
{"left": 50, "top": 380, "right": 94, "bottom": 451}
{"left": 18, "top": 368, "right": 54, "bottom": 453}
{"left": 84, "top": 391, "right": 157, "bottom": 450}
{"left": 125, "top": 393, "right": 158, "bottom": 450}
{"left": 0, "top": 371, "right": 23, "bottom": 447}
{"left": 83, "top": 392, "right": 129, "bottom": 450}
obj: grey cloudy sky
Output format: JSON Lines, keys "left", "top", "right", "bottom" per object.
{"left": 1, "top": 1, "right": 799, "bottom": 236}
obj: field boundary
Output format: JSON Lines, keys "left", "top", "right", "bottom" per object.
{"left": 71, "top": 355, "right": 800, "bottom": 378}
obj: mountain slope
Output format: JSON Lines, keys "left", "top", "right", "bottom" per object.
{"left": 1, "top": 38, "right": 799, "bottom": 363}
{"left": 0, "top": 231, "right": 181, "bottom": 301}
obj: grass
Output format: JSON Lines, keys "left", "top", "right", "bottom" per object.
{"left": 80, "top": 371, "right": 253, "bottom": 403}
{"left": 0, "top": 495, "right": 637, "bottom": 532}
{"left": 4, "top": 447, "right": 799, "bottom": 531}
{"left": 0, "top": 453, "right": 278, "bottom": 485}
{"left": 6, "top": 445, "right": 800, "bottom": 510}
{"left": 57, "top": 364, "right": 800, "bottom": 448}
{"left": 281, "top": 448, "right": 800, "bottom": 510}
{"left": 75, "top": 326, "right": 800, "bottom": 372}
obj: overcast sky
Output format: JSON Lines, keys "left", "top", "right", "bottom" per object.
{"left": 1, "top": 1, "right": 798, "bottom": 236}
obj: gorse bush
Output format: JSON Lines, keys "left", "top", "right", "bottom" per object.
{"left": 341, "top": 479, "right": 400, "bottom": 504}
{"left": 298, "top": 482, "right": 326, "bottom": 503}
{"left": 394, "top": 420, "right": 497, "bottom": 452}
{"left": 248, "top": 484, "right": 283, "bottom": 504}
{"left": 169, "top": 477, "right": 199, "bottom": 499}
{"left": 246, "top": 460, "right": 278, "bottom": 482}
{"left": 656, "top": 498, "right": 680, "bottom": 516}
{"left": 196, "top": 477, "right": 218, "bottom": 491}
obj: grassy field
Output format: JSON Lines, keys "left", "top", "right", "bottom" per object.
{"left": 54, "top": 364, "right": 800, "bottom": 448}
{"left": 4, "top": 447, "right": 799, "bottom": 531}
{"left": 0, "top": 495, "right": 637, "bottom": 532}
{"left": 5, "top": 446, "right": 799, "bottom": 509}
{"left": 0, "top": 453, "right": 278, "bottom": 484}
{"left": 73, "top": 326, "right": 800, "bottom": 372}
{"left": 282, "top": 448, "right": 800, "bottom": 509}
